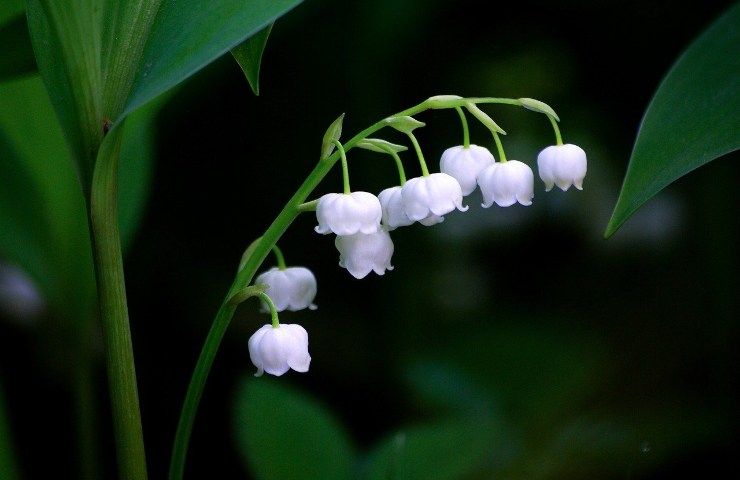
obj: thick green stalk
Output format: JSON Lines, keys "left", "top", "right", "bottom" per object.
{"left": 90, "top": 131, "right": 147, "bottom": 480}
{"left": 168, "top": 96, "right": 545, "bottom": 479}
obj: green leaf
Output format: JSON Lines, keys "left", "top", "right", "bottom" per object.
{"left": 0, "top": 74, "right": 92, "bottom": 310}
{"left": 605, "top": 4, "right": 740, "bottom": 237}
{"left": 0, "top": 381, "right": 20, "bottom": 480}
{"left": 121, "top": 0, "right": 304, "bottom": 118}
{"left": 0, "top": 74, "right": 158, "bottom": 311}
{"left": 357, "top": 138, "right": 409, "bottom": 154}
{"left": 518, "top": 97, "right": 559, "bottom": 121}
{"left": 362, "top": 419, "right": 496, "bottom": 480}
{"left": 0, "top": 14, "right": 36, "bottom": 82}
{"left": 384, "top": 115, "right": 426, "bottom": 133}
{"left": 231, "top": 24, "right": 274, "bottom": 96}
{"left": 464, "top": 103, "right": 506, "bottom": 135}
{"left": 321, "top": 113, "right": 345, "bottom": 160}
{"left": 25, "top": 0, "right": 104, "bottom": 186}
{"left": 234, "top": 378, "right": 355, "bottom": 480}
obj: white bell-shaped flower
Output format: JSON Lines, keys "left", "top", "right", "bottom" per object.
{"left": 477, "top": 160, "right": 534, "bottom": 207}
{"left": 439, "top": 145, "right": 495, "bottom": 195}
{"left": 248, "top": 323, "right": 311, "bottom": 376}
{"left": 401, "top": 173, "right": 468, "bottom": 225}
{"left": 335, "top": 229, "right": 394, "bottom": 279}
{"left": 315, "top": 192, "right": 382, "bottom": 235}
{"left": 378, "top": 186, "right": 414, "bottom": 230}
{"left": 254, "top": 267, "right": 317, "bottom": 312}
{"left": 537, "top": 144, "right": 587, "bottom": 191}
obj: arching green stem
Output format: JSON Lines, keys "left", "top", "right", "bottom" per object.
{"left": 548, "top": 114, "right": 563, "bottom": 145}
{"left": 168, "top": 95, "right": 545, "bottom": 480}
{"left": 406, "top": 131, "right": 429, "bottom": 176}
{"left": 492, "top": 131, "right": 507, "bottom": 162}
{"left": 384, "top": 148, "right": 407, "bottom": 185}
{"left": 258, "top": 292, "right": 280, "bottom": 328}
{"left": 271, "top": 245, "right": 286, "bottom": 270}
{"left": 455, "top": 106, "right": 470, "bottom": 148}
{"left": 334, "top": 140, "right": 351, "bottom": 194}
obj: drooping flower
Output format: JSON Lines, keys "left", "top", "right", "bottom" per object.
{"left": 248, "top": 323, "right": 311, "bottom": 376}
{"left": 537, "top": 144, "right": 587, "bottom": 191}
{"left": 315, "top": 192, "right": 382, "bottom": 235}
{"left": 378, "top": 186, "right": 414, "bottom": 230}
{"left": 477, "top": 160, "right": 534, "bottom": 207}
{"left": 335, "top": 229, "right": 394, "bottom": 279}
{"left": 401, "top": 173, "right": 468, "bottom": 225}
{"left": 439, "top": 145, "right": 495, "bottom": 195}
{"left": 254, "top": 267, "right": 317, "bottom": 312}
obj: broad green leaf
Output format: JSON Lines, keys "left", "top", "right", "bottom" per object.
{"left": 321, "top": 113, "right": 345, "bottom": 160}
{"left": 0, "top": 128, "right": 53, "bottom": 294}
{"left": 234, "top": 378, "right": 355, "bottom": 480}
{"left": 231, "top": 24, "right": 273, "bottom": 96}
{"left": 0, "top": 381, "right": 20, "bottom": 480}
{"left": 0, "top": 75, "right": 92, "bottom": 311}
{"left": 0, "top": 74, "right": 159, "bottom": 312}
{"left": 121, "top": 0, "right": 304, "bottom": 118}
{"left": 362, "top": 420, "right": 496, "bottom": 480}
{"left": 605, "top": 4, "right": 740, "bottom": 237}
{"left": 25, "top": 0, "right": 104, "bottom": 187}
{"left": 0, "top": 15, "right": 36, "bottom": 82}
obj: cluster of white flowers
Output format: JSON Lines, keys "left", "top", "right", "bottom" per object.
{"left": 313, "top": 172, "right": 468, "bottom": 281}
{"left": 247, "top": 107, "right": 587, "bottom": 377}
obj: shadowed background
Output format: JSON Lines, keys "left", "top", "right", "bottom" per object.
{"left": 1, "top": 0, "right": 738, "bottom": 478}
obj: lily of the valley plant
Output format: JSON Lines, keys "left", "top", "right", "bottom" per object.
{"left": 168, "top": 94, "right": 588, "bottom": 477}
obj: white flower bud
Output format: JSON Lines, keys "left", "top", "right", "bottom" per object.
{"left": 537, "top": 144, "right": 587, "bottom": 191}
{"left": 335, "top": 230, "right": 394, "bottom": 279}
{"left": 378, "top": 186, "right": 414, "bottom": 230}
{"left": 254, "top": 267, "right": 317, "bottom": 312}
{"left": 401, "top": 173, "right": 468, "bottom": 225}
{"left": 477, "top": 160, "right": 534, "bottom": 207}
{"left": 439, "top": 145, "right": 495, "bottom": 195}
{"left": 248, "top": 323, "right": 311, "bottom": 377}
{"left": 315, "top": 192, "right": 382, "bottom": 235}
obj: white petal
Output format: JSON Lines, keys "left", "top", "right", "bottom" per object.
{"left": 401, "top": 173, "right": 467, "bottom": 224}
{"left": 477, "top": 161, "right": 533, "bottom": 207}
{"left": 538, "top": 144, "right": 587, "bottom": 192}
{"left": 378, "top": 186, "right": 413, "bottom": 230}
{"left": 440, "top": 145, "right": 494, "bottom": 195}
{"left": 255, "top": 267, "right": 317, "bottom": 312}
{"left": 282, "top": 324, "right": 311, "bottom": 372}
{"left": 257, "top": 328, "right": 291, "bottom": 376}
{"left": 282, "top": 267, "right": 318, "bottom": 311}
{"left": 335, "top": 230, "right": 394, "bottom": 279}
{"left": 248, "top": 324, "right": 273, "bottom": 377}
{"left": 314, "top": 192, "right": 382, "bottom": 235}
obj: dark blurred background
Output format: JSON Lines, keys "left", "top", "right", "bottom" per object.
{"left": 1, "top": 0, "right": 739, "bottom": 478}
